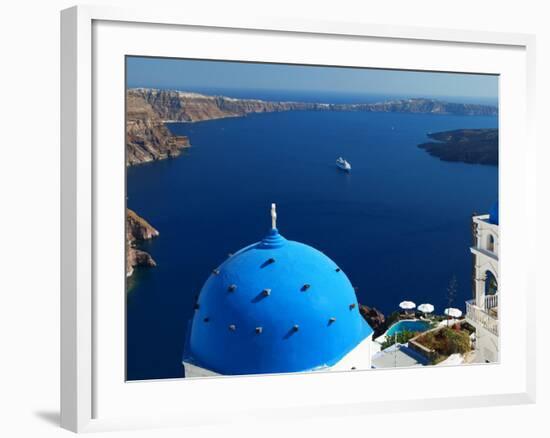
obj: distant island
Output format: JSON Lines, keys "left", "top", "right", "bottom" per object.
{"left": 417, "top": 129, "right": 498, "bottom": 165}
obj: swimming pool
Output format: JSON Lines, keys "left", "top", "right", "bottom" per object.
{"left": 385, "top": 320, "right": 431, "bottom": 337}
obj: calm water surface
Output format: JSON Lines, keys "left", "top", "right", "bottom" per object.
{"left": 126, "top": 107, "right": 498, "bottom": 380}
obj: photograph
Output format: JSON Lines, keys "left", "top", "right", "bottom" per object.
{"left": 125, "top": 56, "right": 499, "bottom": 380}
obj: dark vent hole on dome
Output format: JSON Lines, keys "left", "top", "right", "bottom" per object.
{"left": 328, "top": 317, "right": 336, "bottom": 325}
{"left": 255, "top": 327, "right": 263, "bottom": 334}
{"left": 228, "top": 284, "right": 237, "bottom": 292}
{"left": 262, "top": 288, "right": 271, "bottom": 297}
{"left": 335, "top": 267, "right": 341, "bottom": 272}
{"left": 203, "top": 317, "right": 210, "bottom": 323}
{"left": 349, "top": 303, "right": 356, "bottom": 310}
{"left": 261, "top": 258, "right": 276, "bottom": 268}
{"left": 212, "top": 268, "right": 220, "bottom": 275}
{"left": 228, "top": 324, "right": 236, "bottom": 331}
{"left": 283, "top": 325, "right": 300, "bottom": 339}
{"left": 301, "top": 284, "right": 311, "bottom": 291}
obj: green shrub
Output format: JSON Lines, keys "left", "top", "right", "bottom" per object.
{"left": 416, "top": 327, "right": 471, "bottom": 357}
{"left": 443, "top": 328, "right": 471, "bottom": 354}
{"left": 381, "top": 329, "right": 420, "bottom": 350}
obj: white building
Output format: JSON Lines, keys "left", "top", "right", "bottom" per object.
{"left": 465, "top": 202, "right": 499, "bottom": 363}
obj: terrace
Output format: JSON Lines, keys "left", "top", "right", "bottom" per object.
{"left": 465, "top": 294, "right": 498, "bottom": 336}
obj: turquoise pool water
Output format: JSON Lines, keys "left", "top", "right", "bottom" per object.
{"left": 385, "top": 320, "right": 431, "bottom": 337}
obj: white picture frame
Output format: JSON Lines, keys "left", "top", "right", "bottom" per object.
{"left": 61, "top": 4, "right": 537, "bottom": 433}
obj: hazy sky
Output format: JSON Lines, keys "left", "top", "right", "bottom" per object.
{"left": 126, "top": 56, "right": 498, "bottom": 101}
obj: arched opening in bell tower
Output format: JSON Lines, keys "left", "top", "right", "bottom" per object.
{"left": 486, "top": 234, "right": 495, "bottom": 252}
{"left": 484, "top": 270, "right": 498, "bottom": 295}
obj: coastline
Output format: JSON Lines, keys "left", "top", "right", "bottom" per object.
{"left": 127, "top": 88, "right": 498, "bottom": 166}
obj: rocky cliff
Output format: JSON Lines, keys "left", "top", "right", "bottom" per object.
{"left": 126, "top": 93, "right": 184, "bottom": 277}
{"left": 127, "top": 88, "right": 330, "bottom": 123}
{"left": 360, "top": 304, "right": 387, "bottom": 338}
{"left": 126, "top": 209, "right": 159, "bottom": 277}
{"left": 128, "top": 88, "right": 498, "bottom": 125}
{"left": 126, "top": 92, "right": 191, "bottom": 166}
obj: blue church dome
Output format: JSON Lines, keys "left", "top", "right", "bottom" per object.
{"left": 488, "top": 201, "right": 499, "bottom": 225}
{"left": 183, "top": 208, "right": 372, "bottom": 375}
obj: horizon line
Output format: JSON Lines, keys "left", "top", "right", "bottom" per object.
{"left": 126, "top": 87, "right": 499, "bottom": 107}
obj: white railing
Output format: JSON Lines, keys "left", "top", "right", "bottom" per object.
{"left": 484, "top": 294, "right": 498, "bottom": 310}
{"left": 466, "top": 299, "right": 498, "bottom": 336}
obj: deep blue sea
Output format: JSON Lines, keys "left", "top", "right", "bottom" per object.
{"left": 126, "top": 95, "right": 498, "bottom": 381}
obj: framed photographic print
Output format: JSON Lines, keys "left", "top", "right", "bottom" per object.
{"left": 61, "top": 5, "right": 536, "bottom": 432}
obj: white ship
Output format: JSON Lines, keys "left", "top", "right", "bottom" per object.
{"left": 336, "top": 157, "right": 351, "bottom": 172}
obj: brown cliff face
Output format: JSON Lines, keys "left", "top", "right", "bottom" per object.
{"left": 360, "top": 304, "right": 386, "bottom": 338}
{"left": 126, "top": 209, "right": 159, "bottom": 277}
{"left": 126, "top": 92, "right": 190, "bottom": 166}
{"left": 127, "top": 88, "right": 498, "bottom": 126}
{"left": 127, "top": 89, "right": 324, "bottom": 123}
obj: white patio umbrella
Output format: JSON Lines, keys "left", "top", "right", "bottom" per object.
{"left": 399, "top": 301, "right": 416, "bottom": 315}
{"left": 418, "top": 303, "right": 434, "bottom": 316}
{"left": 399, "top": 301, "right": 416, "bottom": 310}
{"left": 444, "top": 307, "right": 462, "bottom": 318}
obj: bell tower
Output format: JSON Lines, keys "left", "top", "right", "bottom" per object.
{"left": 465, "top": 202, "right": 499, "bottom": 363}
